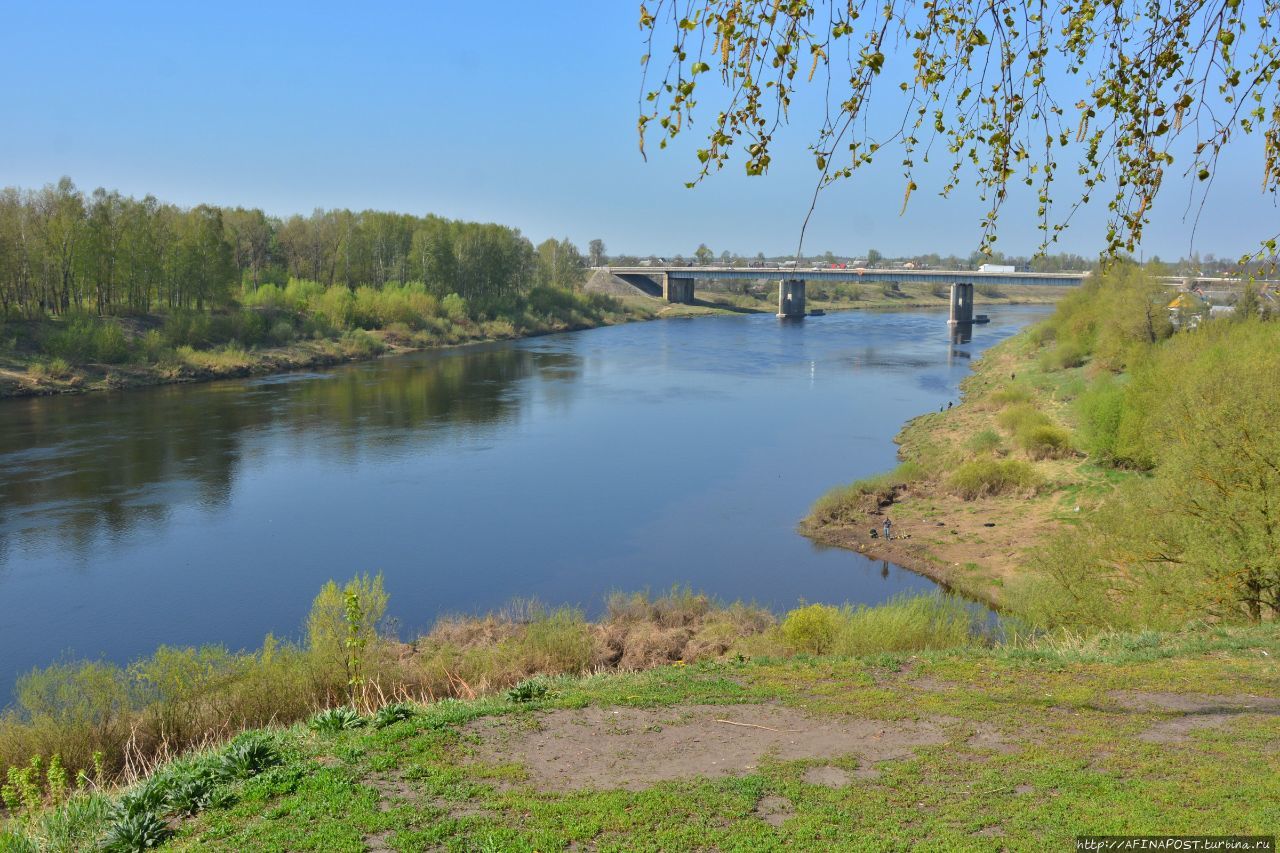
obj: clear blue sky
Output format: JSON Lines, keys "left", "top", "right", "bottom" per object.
{"left": 0, "top": 1, "right": 1272, "bottom": 260}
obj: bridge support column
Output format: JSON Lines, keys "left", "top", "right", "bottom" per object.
{"left": 949, "top": 282, "right": 974, "bottom": 325}
{"left": 663, "top": 275, "right": 695, "bottom": 304}
{"left": 777, "top": 279, "right": 806, "bottom": 318}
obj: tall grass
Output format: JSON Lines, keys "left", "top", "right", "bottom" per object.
{"left": 775, "top": 594, "right": 979, "bottom": 656}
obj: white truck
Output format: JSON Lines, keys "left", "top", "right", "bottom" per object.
{"left": 978, "top": 263, "right": 1016, "bottom": 273}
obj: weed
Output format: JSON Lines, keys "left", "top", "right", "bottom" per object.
{"left": 308, "top": 707, "right": 366, "bottom": 734}
{"left": 506, "top": 677, "right": 552, "bottom": 703}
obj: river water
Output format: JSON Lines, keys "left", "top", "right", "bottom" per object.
{"left": 0, "top": 305, "right": 1049, "bottom": 695}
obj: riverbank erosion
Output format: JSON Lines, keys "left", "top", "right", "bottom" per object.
{"left": 802, "top": 262, "right": 1280, "bottom": 629}
{"left": 3, "top": 621, "right": 1275, "bottom": 850}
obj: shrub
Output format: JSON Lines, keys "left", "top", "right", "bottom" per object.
{"left": 268, "top": 319, "right": 296, "bottom": 345}
{"left": 43, "top": 315, "right": 131, "bottom": 364}
{"left": 441, "top": 293, "right": 469, "bottom": 324}
{"left": 946, "top": 458, "right": 1041, "bottom": 499}
{"left": 780, "top": 604, "right": 841, "bottom": 654}
{"left": 518, "top": 608, "right": 595, "bottom": 674}
{"left": 1039, "top": 340, "right": 1088, "bottom": 370}
{"left": 1015, "top": 423, "right": 1073, "bottom": 460}
{"left": 976, "top": 284, "right": 1004, "bottom": 298}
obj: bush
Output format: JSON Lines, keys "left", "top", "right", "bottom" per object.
{"left": 1015, "top": 423, "right": 1073, "bottom": 460}
{"left": 43, "top": 315, "right": 131, "bottom": 364}
{"left": 441, "top": 293, "right": 469, "bottom": 324}
{"left": 946, "top": 458, "right": 1041, "bottom": 499}
{"left": 780, "top": 604, "right": 841, "bottom": 654}
{"left": 1039, "top": 339, "right": 1088, "bottom": 370}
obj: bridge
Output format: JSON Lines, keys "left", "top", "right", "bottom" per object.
{"left": 602, "top": 265, "right": 1084, "bottom": 321}
{"left": 600, "top": 265, "right": 1277, "bottom": 321}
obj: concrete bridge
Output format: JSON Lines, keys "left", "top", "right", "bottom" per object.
{"left": 603, "top": 265, "right": 1084, "bottom": 320}
{"left": 601, "top": 265, "right": 1280, "bottom": 321}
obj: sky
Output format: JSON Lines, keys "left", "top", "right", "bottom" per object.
{"left": 0, "top": 1, "right": 1274, "bottom": 260}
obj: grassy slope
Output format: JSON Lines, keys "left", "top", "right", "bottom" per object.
{"left": 801, "top": 325, "right": 1130, "bottom": 609}
{"left": 158, "top": 626, "right": 1279, "bottom": 851}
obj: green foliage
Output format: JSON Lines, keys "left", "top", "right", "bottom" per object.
{"left": 217, "top": 733, "right": 282, "bottom": 780}
{"left": 1014, "top": 423, "right": 1072, "bottom": 460}
{"left": 371, "top": 702, "right": 416, "bottom": 729}
{"left": 830, "top": 594, "right": 977, "bottom": 655}
{"left": 306, "top": 574, "right": 388, "bottom": 699}
{"left": 966, "top": 428, "right": 1001, "bottom": 455}
{"left": 42, "top": 315, "right": 131, "bottom": 364}
{"left": 780, "top": 604, "right": 841, "bottom": 654}
{"left": 996, "top": 402, "right": 1049, "bottom": 433}
{"left": 308, "top": 707, "right": 365, "bottom": 734}
{"left": 101, "top": 809, "right": 170, "bottom": 852}
{"left": 945, "top": 458, "right": 1040, "bottom": 499}
{"left": 506, "top": 677, "right": 552, "bottom": 703}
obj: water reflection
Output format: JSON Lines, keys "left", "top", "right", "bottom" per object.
{"left": 0, "top": 347, "right": 580, "bottom": 557}
{"left": 0, "top": 305, "right": 1052, "bottom": 693}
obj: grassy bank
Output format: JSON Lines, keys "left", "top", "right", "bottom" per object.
{"left": 803, "top": 263, "right": 1280, "bottom": 630}
{"left": 0, "top": 284, "right": 653, "bottom": 399}
{"left": 0, "top": 280, "right": 1071, "bottom": 400}
{"left": 3, "top": 621, "right": 1276, "bottom": 850}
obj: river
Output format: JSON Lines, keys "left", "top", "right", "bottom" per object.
{"left": 0, "top": 304, "right": 1049, "bottom": 696}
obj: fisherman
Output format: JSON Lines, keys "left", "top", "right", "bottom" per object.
{"left": 883, "top": 518, "right": 892, "bottom": 541}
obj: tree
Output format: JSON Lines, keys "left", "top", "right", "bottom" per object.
{"left": 694, "top": 243, "right": 714, "bottom": 265}
{"left": 866, "top": 248, "right": 882, "bottom": 266}
{"left": 536, "top": 237, "right": 586, "bottom": 291}
{"left": 639, "top": 1, "right": 1280, "bottom": 262}
{"left": 588, "top": 238, "right": 607, "bottom": 267}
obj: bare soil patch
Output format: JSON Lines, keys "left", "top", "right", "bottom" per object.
{"left": 1108, "top": 691, "right": 1280, "bottom": 714}
{"left": 1108, "top": 690, "right": 1280, "bottom": 744}
{"left": 802, "top": 765, "right": 852, "bottom": 788}
{"left": 965, "top": 723, "right": 1021, "bottom": 755}
{"left": 753, "top": 795, "right": 795, "bottom": 827}
{"left": 465, "top": 704, "right": 947, "bottom": 791}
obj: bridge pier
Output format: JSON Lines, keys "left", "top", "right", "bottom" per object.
{"left": 948, "top": 282, "right": 974, "bottom": 325}
{"left": 777, "top": 279, "right": 806, "bottom": 318}
{"left": 663, "top": 275, "right": 695, "bottom": 304}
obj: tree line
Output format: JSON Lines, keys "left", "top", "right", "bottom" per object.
{"left": 0, "top": 178, "right": 590, "bottom": 319}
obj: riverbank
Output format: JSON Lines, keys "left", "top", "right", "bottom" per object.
{"left": 4, "top": 622, "right": 1276, "bottom": 850}
{"left": 799, "top": 320, "right": 1125, "bottom": 610}
{"left": 0, "top": 283, "right": 1071, "bottom": 400}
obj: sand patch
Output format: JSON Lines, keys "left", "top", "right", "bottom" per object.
{"left": 466, "top": 704, "right": 947, "bottom": 791}
{"left": 802, "top": 765, "right": 851, "bottom": 788}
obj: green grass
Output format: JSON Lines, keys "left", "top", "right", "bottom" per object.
{"left": 5, "top": 624, "right": 1275, "bottom": 850}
